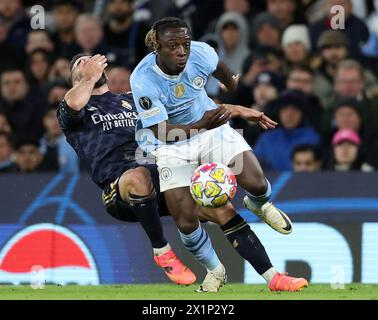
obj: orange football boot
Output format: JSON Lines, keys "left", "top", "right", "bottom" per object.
{"left": 154, "top": 249, "right": 196, "bottom": 285}
{"left": 269, "top": 272, "right": 309, "bottom": 291}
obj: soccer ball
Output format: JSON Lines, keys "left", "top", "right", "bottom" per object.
{"left": 190, "top": 162, "right": 237, "bottom": 208}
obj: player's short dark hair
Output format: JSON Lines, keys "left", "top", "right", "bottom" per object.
{"left": 291, "top": 144, "right": 321, "bottom": 161}
{"left": 145, "top": 17, "right": 190, "bottom": 50}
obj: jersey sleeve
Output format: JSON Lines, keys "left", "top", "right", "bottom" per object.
{"left": 130, "top": 76, "right": 168, "bottom": 128}
{"left": 56, "top": 99, "right": 84, "bottom": 130}
{"left": 193, "top": 41, "right": 219, "bottom": 75}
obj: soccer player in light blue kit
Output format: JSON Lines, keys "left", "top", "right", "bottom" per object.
{"left": 131, "top": 17, "right": 308, "bottom": 292}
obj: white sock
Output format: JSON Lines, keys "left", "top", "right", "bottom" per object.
{"left": 153, "top": 243, "right": 171, "bottom": 256}
{"left": 262, "top": 267, "right": 278, "bottom": 283}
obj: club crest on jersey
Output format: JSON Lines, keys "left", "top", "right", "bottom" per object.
{"left": 174, "top": 83, "right": 185, "bottom": 98}
{"left": 160, "top": 167, "right": 172, "bottom": 181}
{"left": 121, "top": 100, "right": 132, "bottom": 110}
{"left": 139, "top": 96, "right": 152, "bottom": 110}
{"left": 193, "top": 76, "right": 205, "bottom": 89}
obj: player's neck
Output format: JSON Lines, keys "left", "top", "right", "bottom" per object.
{"left": 92, "top": 84, "right": 110, "bottom": 95}
{"left": 156, "top": 56, "right": 179, "bottom": 76}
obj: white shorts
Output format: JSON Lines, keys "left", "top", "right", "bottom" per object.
{"left": 155, "top": 123, "right": 252, "bottom": 192}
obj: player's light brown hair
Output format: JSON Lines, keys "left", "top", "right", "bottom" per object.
{"left": 145, "top": 17, "right": 190, "bottom": 51}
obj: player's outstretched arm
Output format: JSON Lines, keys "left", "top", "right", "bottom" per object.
{"left": 212, "top": 61, "right": 239, "bottom": 93}
{"left": 221, "top": 104, "right": 277, "bottom": 130}
{"left": 65, "top": 54, "right": 108, "bottom": 110}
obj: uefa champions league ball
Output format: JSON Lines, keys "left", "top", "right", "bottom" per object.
{"left": 190, "top": 162, "right": 237, "bottom": 208}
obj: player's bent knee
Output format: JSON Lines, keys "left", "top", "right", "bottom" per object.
{"left": 119, "top": 167, "right": 153, "bottom": 195}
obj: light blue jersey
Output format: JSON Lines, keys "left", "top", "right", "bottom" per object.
{"left": 130, "top": 41, "right": 219, "bottom": 128}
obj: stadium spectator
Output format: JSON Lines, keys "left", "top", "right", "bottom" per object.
{"left": 45, "top": 79, "right": 69, "bottom": 104}
{"left": 40, "top": 103, "right": 79, "bottom": 173}
{"left": 0, "top": 131, "right": 17, "bottom": 173}
{"left": 0, "top": 68, "right": 45, "bottom": 139}
{"left": 333, "top": 60, "right": 378, "bottom": 130}
{"left": 231, "top": 71, "right": 285, "bottom": 146}
{"left": 291, "top": 144, "right": 322, "bottom": 172}
{"left": 251, "top": 12, "right": 282, "bottom": 50}
{"left": 0, "top": 0, "right": 31, "bottom": 48}
{"left": 321, "top": 97, "right": 364, "bottom": 162}
{"left": 0, "top": 17, "right": 25, "bottom": 73}
{"left": 215, "top": 12, "right": 250, "bottom": 75}
{"left": 50, "top": 0, "right": 80, "bottom": 59}
{"left": 74, "top": 14, "right": 124, "bottom": 66}
{"left": 334, "top": 59, "right": 374, "bottom": 100}
{"left": 223, "top": 0, "right": 265, "bottom": 48}
{"left": 286, "top": 66, "right": 323, "bottom": 131}
{"left": 252, "top": 71, "right": 284, "bottom": 111}
{"left": 13, "top": 136, "right": 58, "bottom": 173}
{"left": 27, "top": 48, "right": 53, "bottom": 89}
{"left": 232, "top": 46, "right": 284, "bottom": 106}
{"left": 48, "top": 57, "right": 71, "bottom": 82}
{"left": 104, "top": 0, "right": 150, "bottom": 68}
{"left": 0, "top": 112, "right": 12, "bottom": 134}
{"left": 254, "top": 89, "right": 320, "bottom": 171}
{"left": 286, "top": 65, "right": 314, "bottom": 94}
{"left": 107, "top": 66, "right": 131, "bottom": 94}
{"left": 328, "top": 128, "right": 364, "bottom": 171}
{"left": 266, "top": 0, "right": 306, "bottom": 29}
{"left": 281, "top": 24, "right": 312, "bottom": 70}
{"left": 332, "top": 97, "right": 363, "bottom": 133}
{"left": 309, "top": 0, "right": 369, "bottom": 60}
{"left": 25, "top": 30, "right": 55, "bottom": 54}
{"left": 312, "top": 30, "right": 350, "bottom": 108}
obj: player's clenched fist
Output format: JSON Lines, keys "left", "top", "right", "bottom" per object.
{"left": 80, "top": 54, "right": 108, "bottom": 83}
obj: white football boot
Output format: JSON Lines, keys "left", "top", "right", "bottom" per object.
{"left": 243, "top": 197, "right": 293, "bottom": 235}
{"left": 196, "top": 264, "right": 227, "bottom": 293}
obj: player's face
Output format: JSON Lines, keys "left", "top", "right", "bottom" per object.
{"left": 157, "top": 27, "right": 191, "bottom": 74}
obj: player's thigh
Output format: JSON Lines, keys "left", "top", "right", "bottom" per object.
{"left": 231, "top": 150, "right": 267, "bottom": 195}
{"left": 200, "top": 124, "right": 251, "bottom": 172}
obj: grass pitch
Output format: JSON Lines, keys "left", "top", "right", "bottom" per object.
{"left": 0, "top": 283, "right": 377, "bottom": 300}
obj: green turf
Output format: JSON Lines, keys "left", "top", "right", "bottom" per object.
{"left": 0, "top": 283, "right": 377, "bottom": 300}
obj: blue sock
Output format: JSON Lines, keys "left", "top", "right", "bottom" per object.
{"left": 179, "top": 225, "right": 221, "bottom": 271}
{"left": 246, "top": 179, "right": 272, "bottom": 211}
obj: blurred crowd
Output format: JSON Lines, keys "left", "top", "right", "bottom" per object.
{"left": 0, "top": 0, "right": 378, "bottom": 174}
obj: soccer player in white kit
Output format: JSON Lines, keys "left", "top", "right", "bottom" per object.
{"left": 131, "top": 17, "right": 308, "bottom": 292}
